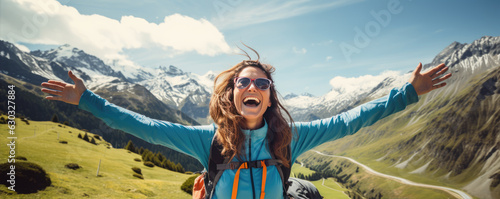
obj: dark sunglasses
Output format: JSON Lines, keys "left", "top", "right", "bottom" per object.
{"left": 234, "top": 77, "right": 272, "bottom": 90}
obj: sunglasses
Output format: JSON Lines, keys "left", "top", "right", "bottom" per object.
{"left": 234, "top": 77, "right": 273, "bottom": 90}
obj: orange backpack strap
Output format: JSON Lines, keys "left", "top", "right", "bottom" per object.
{"left": 192, "top": 173, "right": 206, "bottom": 199}
{"left": 201, "top": 132, "right": 292, "bottom": 199}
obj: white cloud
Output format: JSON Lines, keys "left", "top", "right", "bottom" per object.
{"left": 211, "top": 0, "right": 362, "bottom": 30}
{"left": 13, "top": 43, "right": 30, "bottom": 52}
{"left": 0, "top": 0, "right": 232, "bottom": 66}
{"left": 326, "top": 56, "right": 333, "bottom": 61}
{"left": 292, "top": 47, "right": 307, "bottom": 54}
{"left": 329, "top": 70, "right": 401, "bottom": 94}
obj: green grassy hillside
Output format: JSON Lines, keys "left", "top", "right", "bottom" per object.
{"left": 0, "top": 73, "right": 204, "bottom": 172}
{"left": 0, "top": 117, "right": 192, "bottom": 198}
{"left": 298, "top": 66, "right": 500, "bottom": 199}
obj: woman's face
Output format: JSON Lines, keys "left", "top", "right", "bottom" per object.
{"left": 233, "top": 66, "right": 272, "bottom": 128}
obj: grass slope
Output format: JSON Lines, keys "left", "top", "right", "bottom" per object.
{"left": 299, "top": 66, "right": 500, "bottom": 199}
{"left": 0, "top": 117, "right": 192, "bottom": 198}
{"left": 298, "top": 154, "right": 457, "bottom": 199}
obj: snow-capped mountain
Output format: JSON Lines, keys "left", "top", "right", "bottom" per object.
{"left": 284, "top": 36, "right": 500, "bottom": 122}
{"left": 0, "top": 40, "right": 70, "bottom": 84}
{"left": 138, "top": 65, "right": 214, "bottom": 123}
{"left": 139, "top": 65, "right": 213, "bottom": 107}
{"left": 31, "top": 44, "right": 215, "bottom": 112}
{"left": 2, "top": 35, "right": 499, "bottom": 125}
{"left": 31, "top": 44, "right": 127, "bottom": 80}
{"left": 284, "top": 71, "right": 409, "bottom": 121}
{"left": 1, "top": 41, "right": 214, "bottom": 124}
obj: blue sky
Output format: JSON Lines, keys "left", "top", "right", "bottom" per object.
{"left": 1, "top": 0, "right": 499, "bottom": 96}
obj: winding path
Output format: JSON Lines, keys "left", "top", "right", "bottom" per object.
{"left": 312, "top": 150, "right": 472, "bottom": 199}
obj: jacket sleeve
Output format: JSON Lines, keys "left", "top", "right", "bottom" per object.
{"left": 291, "top": 82, "right": 419, "bottom": 161}
{"left": 78, "top": 89, "right": 214, "bottom": 168}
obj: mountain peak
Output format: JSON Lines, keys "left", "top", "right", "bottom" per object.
{"left": 158, "top": 65, "right": 185, "bottom": 76}
{"left": 427, "top": 35, "right": 500, "bottom": 70}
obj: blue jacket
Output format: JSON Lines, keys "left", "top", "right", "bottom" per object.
{"left": 78, "top": 82, "right": 418, "bottom": 199}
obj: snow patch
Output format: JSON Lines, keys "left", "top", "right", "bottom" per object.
{"left": 0, "top": 51, "right": 9, "bottom": 59}
{"left": 409, "top": 160, "right": 432, "bottom": 174}
{"left": 395, "top": 153, "right": 418, "bottom": 169}
{"left": 55, "top": 45, "right": 76, "bottom": 61}
{"left": 375, "top": 153, "right": 389, "bottom": 162}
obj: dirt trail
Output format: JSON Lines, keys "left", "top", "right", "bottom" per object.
{"left": 313, "top": 150, "right": 472, "bottom": 199}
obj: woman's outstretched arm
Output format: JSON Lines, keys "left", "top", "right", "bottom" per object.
{"left": 409, "top": 62, "right": 451, "bottom": 95}
{"left": 291, "top": 63, "right": 452, "bottom": 161}
{"left": 40, "top": 71, "right": 214, "bottom": 168}
{"left": 41, "top": 71, "right": 87, "bottom": 105}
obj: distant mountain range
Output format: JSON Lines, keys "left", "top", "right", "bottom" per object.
{"left": 2, "top": 36, "right": 499, "bottom": 125}
{"left": 300, "top": 36, "right": 500, "bottom": 199}
{"left": 1, "top": 36, "right": 499, "bottom": 198}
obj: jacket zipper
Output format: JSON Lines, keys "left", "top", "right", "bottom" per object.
{"left": 249, "top": 133, "right": 256, "bottom": 199}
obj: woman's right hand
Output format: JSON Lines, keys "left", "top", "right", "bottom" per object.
{"left": 41, "top": 71, "right": 87, "bottom": 105}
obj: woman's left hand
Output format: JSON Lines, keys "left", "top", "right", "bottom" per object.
{"left": 408, "top": 62, "right": 452, "bottom": 96}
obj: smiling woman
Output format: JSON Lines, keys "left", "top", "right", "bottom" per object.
{"left": 40, "top": 44, "right": 451, "bottom": 198}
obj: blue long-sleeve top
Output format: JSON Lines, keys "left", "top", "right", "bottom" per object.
{"left": 78, "top": 82, "right": 418, "bottom": 199}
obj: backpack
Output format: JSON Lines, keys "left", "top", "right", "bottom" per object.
{"left": 192, "top": 133, "right": 291, "bottom": 199}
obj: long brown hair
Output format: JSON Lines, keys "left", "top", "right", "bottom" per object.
{"left": 209, "top": 48, "right": 295, "bottom": 168}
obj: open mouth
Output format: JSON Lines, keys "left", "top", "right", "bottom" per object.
{"left": 243, "top": 96, "right": 261, "bottom": 107}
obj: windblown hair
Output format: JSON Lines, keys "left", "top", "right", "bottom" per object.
{"left": 209, "top": 47, "right": 295, "bottom": 168}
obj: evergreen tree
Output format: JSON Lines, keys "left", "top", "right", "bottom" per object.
{"left": 90, "top": 137, "right": 96, "bottom": 145}
{"left": 175, "top": 163, "right": 185, "bottom": 173}
{"left": 125, "top": 140, "right": 136, "bottom": 153}
{"left": 83, "top": 132, "right": 90, "bottom": 142}
{"left": 51, "top": 114, "right": 59, "bottom": 123}
{"left": 161, "top": 159, "right": 168, "bottom": 169}
{"left": 156, "top": 152, "right": 165, "bottom": 163}
{"left": 78, "top": 133, "right": 82, "bottom": 139}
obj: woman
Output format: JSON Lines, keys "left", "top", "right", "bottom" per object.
{"left": 41, "top": 50, "right": 451, "bottom": 199}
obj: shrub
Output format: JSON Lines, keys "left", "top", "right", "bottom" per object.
{"left": 83, "top": 133, "right": 90, "bottom": 142}
{"left": 143, "top": 161, "right": 155, "bottom": 168}
{"left": 134, "top": 158, "right": 141, "bottom": 162}
{"left": 181, "top": 174, "right": 200, "bottom": 195}
{"left": 58, "top": 124, "right": 62, "bottom": 127}
{"left": 133, "top": 173, "right": 144, "bottom": 179}
{"left": 51, "top": 114, "right": 59, "bottom": 123}
{"left": 90, "top": 137, "right": 96, "bottom": 145}
{"left": 15, "top": 156, "right": 28, "bottom": 161}
{"left": 125, "top": 140, "right": 136, "bottom": 153}
{"left": 93, "top": 135, "right": 101, "bottom": 140}
{"left": 63, "top": 121, "right": 69, "bottom": 126}
{"left": 185, "top": 171, "right": 193, "bottom": 175}
{"left": 132, "top": 167, "right": 142, "bottom": 175}
{"left": 0, "top": 161, "right": 52, "bottom": 193}
{"left": 65, "top": 163, "right": 81, "bottom": 170}
{"left": 0, "top": 117, "right": 6, "bottom": 124}
{"left": 21, "top": 118, "right": 30, "bottom": 125}
{"left": 59, "top": 140, "right": 68, "bottom": 144}
{"left": 78, "top": 133, "right": 82, "bottom": 139}
{"left": 175, "top": 163, "right": 185, "bottom": 173}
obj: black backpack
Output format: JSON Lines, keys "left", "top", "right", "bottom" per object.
{"left": 194, "top": 133, "right": 291, "bottom": 199}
